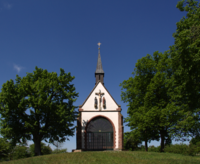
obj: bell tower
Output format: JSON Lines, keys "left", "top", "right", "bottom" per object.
{"left": 95, "top": 42, "right": 104, "bottom": 85}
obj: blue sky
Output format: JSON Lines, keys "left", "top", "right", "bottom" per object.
{"left": 0, "top": 0, "right": 189, "bottom": 152}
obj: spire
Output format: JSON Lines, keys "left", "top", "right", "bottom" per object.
{"left": 95, "top": 42, "right": 104, "bottom": 85}
{"left": 95, "top": 42, "right": 104, "bottom": 73}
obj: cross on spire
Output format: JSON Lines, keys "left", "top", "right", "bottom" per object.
{"left": 97, "top": 42, "right": 101, "bottom": 48}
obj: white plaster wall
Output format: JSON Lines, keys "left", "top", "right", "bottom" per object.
{"left": 82, "top": 83, "right": 118, "bottom": 111}
{"left": 81, "top": 112, "right": 119, "bottom": 149}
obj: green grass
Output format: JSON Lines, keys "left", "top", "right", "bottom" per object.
{"left": 1, "top": 151, "right": 200, "bottom": 164}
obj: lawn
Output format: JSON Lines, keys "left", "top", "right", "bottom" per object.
{"left": 1, "top": 151, "right": 200, "bottom": 164}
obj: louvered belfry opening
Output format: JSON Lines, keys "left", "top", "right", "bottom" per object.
{"left": 86, "top": 117, "right": 113, "bottom": 150}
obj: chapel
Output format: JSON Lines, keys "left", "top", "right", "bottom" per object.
{"left": 76, "top": 42, "right": 124, "bottom": 151}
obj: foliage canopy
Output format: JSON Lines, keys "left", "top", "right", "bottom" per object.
{"left": 0, "top": 66, "right": 78, "bottom": 156}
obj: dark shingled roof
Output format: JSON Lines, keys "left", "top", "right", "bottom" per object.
{"left": 95, "top": 49, "right": 104, "bottom": 73}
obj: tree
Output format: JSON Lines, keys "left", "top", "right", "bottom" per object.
{"left": 143, "top": 51, "right": 181, "bottom": 152}
{"left": 120, "top": 53, "right": 160, "bottom": 151}
{"left": 0, "top": 66, "right": 78, "bottom": 156}
{"left": 169, "top": 0, "right": 200, "bottom": 138}
{"left": 120, "top": 51, "right": 179, "bottom": 152}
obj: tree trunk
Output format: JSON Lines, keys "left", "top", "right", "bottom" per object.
{"left": 160, "top": 131, "right": 165, "bottom": 152}
{"left": 33, "top": 136, "right": 42, "bottom": 156}
{"left": 145, "top": 140, "right": 148, "bottom": 152}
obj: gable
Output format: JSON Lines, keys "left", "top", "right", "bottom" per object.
{"left": 81, "top": 81, "right": 119, "bottom": 111}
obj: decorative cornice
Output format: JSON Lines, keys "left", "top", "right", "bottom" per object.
{"left": 78, "top": 110, "right": 120, "bottom": 112}
{"left": 78, "top": 108, "right": 84, "bottom": 112}
{"left": 116, "top": 107, "right": 122, "bottom": 111}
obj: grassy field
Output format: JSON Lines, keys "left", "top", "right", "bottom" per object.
{"left": 1, "top": 151, "right": 200, "bottom": 164}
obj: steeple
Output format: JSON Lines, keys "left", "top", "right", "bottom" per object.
{"left": 95, "top": 42, "right": 104, "bottom": 85}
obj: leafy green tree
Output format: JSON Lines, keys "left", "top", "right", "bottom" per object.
{"left": 143, "top": 51, "right": 180, "bottom": 152}
{"left": 120, "top": 53, "right": 161, "bottom": 151}
{"left": 120, "top": 51, "right": 179, "bottom": 152}
{"left": 0, "top": 67, "right": 78, "bottom": 156}
{"left": 169, "top": 0, "right": 200, "bottom": 138}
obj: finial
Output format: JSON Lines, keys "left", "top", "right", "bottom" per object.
{"left": 97, "top": 42, "right": 101, "bottom": 49}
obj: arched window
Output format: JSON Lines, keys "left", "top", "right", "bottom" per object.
{"left": 87, "top": 117, "right": 113, "bottom": 132}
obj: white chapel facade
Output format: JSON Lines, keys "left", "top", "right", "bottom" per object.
{"left": 76, "top": 43, "right": 124, "bottom": 151}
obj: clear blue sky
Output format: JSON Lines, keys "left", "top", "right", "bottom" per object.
{"left": 0, "top": 0, "right": 189, "bottom": 152}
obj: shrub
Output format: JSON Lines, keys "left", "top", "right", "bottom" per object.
{"left": 195, "top": 142, "right": 200, "bottom": 154}
{"left": 29, "top": 142, "right": 52, "bottom": 156}
{"left": 123, "top": 132, "right": 142, "bottom": 151}
{"left": 190, "top": 135, "right": 200, "bottom": 145}
{"left": 164, "top": 143, "right": 197, "bottom": 156}
{"left": 135, "top": 143, "right": 200, "bottom": 156}
{"left": 186, "top": 144, "right": 196, "bottom": 156}
{"left": 148, "top": 145, "right": 160, "bottom": 152}
{"left": 42, "top": 144, "right": 52, "bottom": 155}
{"left": 52, "top": 148, "right": 67, "bottom": 154}
{"left": 0, "top": 138, "right": 11, "bottom": 161}
{"left": 10, "top": 145, "right": 30, "bottom": 160}
{"left": 135, "top": 145, "right": 145, "bottom": 151}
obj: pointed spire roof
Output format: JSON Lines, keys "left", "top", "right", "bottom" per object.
{"left": 95, "top": 42, "right": 104, "bottom": 73}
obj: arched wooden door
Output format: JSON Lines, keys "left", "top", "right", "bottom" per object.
{"left": 86, "top": 117, "right": 113, "bottom": 150}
